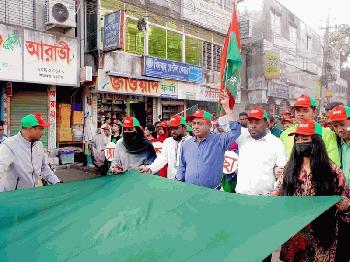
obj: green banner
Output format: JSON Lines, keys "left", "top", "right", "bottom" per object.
{"left": 0, "top": 171, "right": 340, "bottom": 262}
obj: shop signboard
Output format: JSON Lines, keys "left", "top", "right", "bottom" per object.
{"left": 98, "top": 72, "right": 161, "bottom": 97}
{"left": 142, "top": 56, "right": 203, "bottom": 84}
{"left": 177, "top": 82, "right": 199, "bottom": 100}
{"left": 103, "top": 11, "right": 125, "bottom": 51}
{"left": 199, "top": 86, "right": 220, "bottom": 102}
{"left": 160, "top": 81, "right": 178, "bottom": 98}
{"left": 23, "top": 29, "right": 79, "bottom": 86}
{"left": 264, "top": 51, "right": 280, "bottom": 80}
{"left": 0, "top": 24, "right": 23, "bottom": 81}
{"left": 268, "top": 81, "right": 289, "bottom": 99}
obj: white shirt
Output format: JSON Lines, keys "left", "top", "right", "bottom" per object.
{"left": 147, "top": 134, "right": 191, "bottom": 179}
{"left": 235, "top": 128, "right": 287, "bottom": 195}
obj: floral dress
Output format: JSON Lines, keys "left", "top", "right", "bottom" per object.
{"left": 272, "top": 163, "right": 350, "bottom": 262}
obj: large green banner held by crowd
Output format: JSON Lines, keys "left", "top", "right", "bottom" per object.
{"left": 0, "top": 171, "right": 340, "bottom": 261}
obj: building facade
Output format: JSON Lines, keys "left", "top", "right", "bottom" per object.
{"left": 0, "top": 0, "right": 83, "bottom": 151}
{"left": 238, "top": 0, "right": 348, "bottom": 114}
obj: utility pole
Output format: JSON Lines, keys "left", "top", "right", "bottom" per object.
{"left": 320, "top": 14, "right": 330, "bottom": 114}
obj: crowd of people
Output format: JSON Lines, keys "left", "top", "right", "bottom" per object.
{"left": 0, "top": 92, "right": 349, "bottom": 261}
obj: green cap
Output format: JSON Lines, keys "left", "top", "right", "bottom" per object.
{"left": 21, "top": 113, "right": 50, "bottom": 128}
{"left": 186, "top": 110, "right": 212, "bottom": 122}
{"left": 186, "top": 124, "right": 193, "bottom": 132}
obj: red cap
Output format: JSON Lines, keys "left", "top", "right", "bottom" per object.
{"left": 123, "top": 117, "right": 140, "bottom": 128}
{"left": 248, "top": 107, "right": 268, "bottom": 120}
{"left": 34, "top": 113, "right": 50, "bottom": 127}
{"left": 159, "top": 121, "right": 168, "bottom": 128}
{"left": 282, "top": 118, "right": 294, "bottom": 124}
{"left": 288, "top": 120, "right": 322, "bottom": 136}
{"left": 293, "top": 95, "right": 317, "bottom": 108}
{"left": 169, "top": 115, "right": 186, "bottom": 127}
{"left": 186, "top": 110, "right": 212, "bottom": 122}
{"left": 329, "top": 105, "right": 350, "bottom": 122}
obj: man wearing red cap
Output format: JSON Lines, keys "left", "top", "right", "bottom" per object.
{"left": 111, "top": 117, "right": 157, "bottom": 173}
{"left": 328, "top": 105, "right": 350, "bottom": 262}
{"left": 175, "top": 93, "right": 241, "bottom": 189}
{"left": 0, "top": 113, "right": 61, "bottom": 192}
{"left": 235, "top": 108, "right": 287, "bottom": 195}
{"left": 140, "top": 115, "right": 191, "bottom": 179}
{"left": 280, "top": 94, "right": 340, "bottom": 166}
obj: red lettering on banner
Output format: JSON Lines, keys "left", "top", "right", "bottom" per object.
{"left": 109, "top": 76, "right": 160, "bottom": 95}
{"left": 25, "top": 40, "right": 71, "bottom": 63}
{"left": 50, "top": 101, "right": 56, "bottom": 108}
{"left": 49, "top": 110, "right": 56, "bottom": 118}
{"left": 223, "top": 156, "right": 237, "bottom": 174}
{"left": 105, "top": 147, "right": 115, "bottom": 161}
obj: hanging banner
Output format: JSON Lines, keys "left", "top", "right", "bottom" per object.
{"left": 264, "top": 51, "right": 280, "bottom": 80}
{"left": 105, "top": 142, "right": 116, "bottom": 161}
{"left": 199, "top": 86, "right": 220, "bottom": 102}
{"left": 0, "top": 171, "right": 341, "bottom": 261}
{"left": 223, "top": 151, "right": 239, "bottom": 174}
{"left": 23, "top": 29, "right": 79, "bottom": 86}
{"left": 268, "top": 81, "right": 289, "bottom": 99}
{"left": 142, "top": 56, "right": 203, "bottom": 84}
{"left": 0, "top": 24, "right": 23, "bottom": 81}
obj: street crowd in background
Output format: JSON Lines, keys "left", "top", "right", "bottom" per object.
{"left": 0, "top": 92, "right": 349, "bottom": 262}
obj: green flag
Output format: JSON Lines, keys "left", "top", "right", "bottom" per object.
{"left": 0, "top": 171, "right": 340, "bottom": 261}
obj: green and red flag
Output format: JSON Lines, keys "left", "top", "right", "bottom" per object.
{"left": 219, "top": 0, "right": 242, "bottom": 111}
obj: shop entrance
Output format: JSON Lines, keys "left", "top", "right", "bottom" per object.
{"left": 131, "top": 102, "right": 147, "bottom": 127}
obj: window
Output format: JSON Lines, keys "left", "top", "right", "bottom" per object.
{"left": 185, "top": 36, "right": 202, "bottom": 66}
{"left": 289, "top": 25, "right": 297, "bottom": 44}
{"left": 148, "top": 26, "right": 166, "bottom": 59}
{"left": 271, "top": 11, "right": 281, "bottom": 35}
{"left": 306, "top": 36, "right": 312, "bottom": 50}
{"left": 213, "top": 44, "right": 222, "bottom": 72}
{"left": 203, "top": 41, "right": 212, "bottom": 70}
{"left": 125, "top": 18, "right": 144, "bottom": 55}
{"left": 167, "top": 31, "right": 182, "bottom": 62}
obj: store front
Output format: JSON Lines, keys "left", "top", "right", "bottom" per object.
{"left": 10, "top": 84, "right": 49, "bottom": 146}
{"left": 97, "top": 70, "right": 161, "bottom": 127}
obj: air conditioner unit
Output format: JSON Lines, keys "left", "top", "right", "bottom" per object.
{"left": 45, "top": 0, "right": 76, "bottom": 28}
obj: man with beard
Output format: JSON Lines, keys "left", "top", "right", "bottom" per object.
{"left": 111, "top": 117, "right": 157, "bottom": 174}
{"left": 235, "top": 107, "right": 287, "bottom": 196}
{"left": 239, "top": 112, "right": 248, "bottom": 128}
{"left": 140, "top": 115, "right": 191, "bottom": 179}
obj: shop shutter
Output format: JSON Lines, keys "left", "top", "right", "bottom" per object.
{"left": 10, "top": 89, "right": 48, "bottom": 147}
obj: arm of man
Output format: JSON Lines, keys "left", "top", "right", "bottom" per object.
{"left": 323, "top": 128, "right": 340, "bottom": 167}
{"left": 0, "top": 144, "right": 14, "bottom": 192}
{"left": 274, "top": 139, "right": 288, "bottom": 179}
{"left": 111, "top": 142, "right": 124, "bottom": 173}
{"left": 175, "top": 143, "right": 186, "bottom": 182}
{"left": 146, "top": 139, "right": 170, "bottom": 173}
{"left": 218, "top": 91, "right": 241, "bottom": 150}
{"left": 41, "top": 153, "right": 60, "bottom": 185}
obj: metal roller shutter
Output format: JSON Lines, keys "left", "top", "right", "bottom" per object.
{"left": 10, "top": 87, "right": 48, "bottom": 147}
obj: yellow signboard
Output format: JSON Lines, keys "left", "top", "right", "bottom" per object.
{"left": 264, "top": 51, "right": 280, "bottom": 80}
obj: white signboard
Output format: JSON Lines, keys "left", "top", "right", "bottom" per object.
{"left": 181, "top": 0, "right": 231, "bottom": 34}
{"left": 105, "top": 142, "right": 116, "bottom": 162}
{"left": 0, "top": 24, "right": 23, "bottom": 81}
{"left": 199, "top": 86, "right": 220, "bottom": 102}
{"left": 23, "top": 29, "right": 79, "bottom": 86}
{"left": 223, "top": 151, "right": 239, "bottom": 174}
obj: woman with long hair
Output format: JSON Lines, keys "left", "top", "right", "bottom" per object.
{"left": 271, "top": 120, "right": 350, "bottom": 262}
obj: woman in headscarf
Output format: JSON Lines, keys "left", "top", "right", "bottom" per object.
{"left": 271, "top": 120, "right": 350, "bottom": 262}
{"left": 111, "top": 117, "right": 157, "bottom": 173}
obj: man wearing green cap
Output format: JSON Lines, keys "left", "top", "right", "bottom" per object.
{"left": 0, "top": 113, "right": 61, "bottom": 192}
{"left": 140, "top": 115, "right": 191, "bottom": 179}
{"left": 280, "top": 94, "right": 340, "bottom": 166}
{"left": 175, "top": 92, "right": 241, "bottom": 189}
